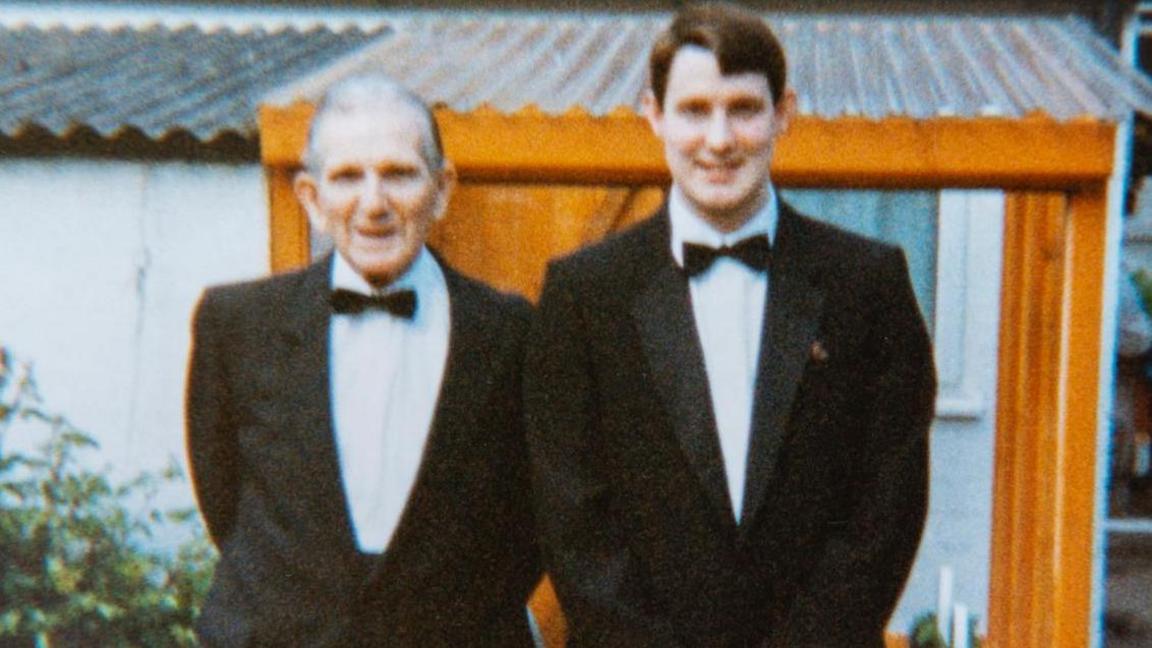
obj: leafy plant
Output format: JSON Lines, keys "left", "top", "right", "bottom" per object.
{"left": 1130, "top": 268, "right": 1152, "bottom": 317}
{"left": 909, "top": 611, "right": 984, "bottom": 648}
{"left": 0, "top": 345, "right": 216, "bottom": 647}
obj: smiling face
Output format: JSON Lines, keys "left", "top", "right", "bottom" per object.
{"left": 295, "top": 102, "right": 454, "bottom": 288}
{"left": 644, "top": 45, "right": 794, "bottom": 233}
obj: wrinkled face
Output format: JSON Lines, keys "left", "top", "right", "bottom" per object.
{"left": 295, "top": 105, "right": 453, "bottom": 287}
{"left": 644, "top": 45, "right": 794, "bottom": 232}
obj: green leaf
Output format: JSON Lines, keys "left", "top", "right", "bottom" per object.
{"left": 166, "top": 508, "right": 198, "bottom": 524}
{"left": 0, "top": 452, "right": 33, "bottom": 471}
{"left": 59, "top": 430, "right": 98, "bottom": 450}
{"left": 94, "top": 602, "right": 123, "bottom": 621}
{"left": 44, "top": 557, "right": 83, "bottom": 594}
{"left": 0, "top": 608, "right": 23, "bottom": 633}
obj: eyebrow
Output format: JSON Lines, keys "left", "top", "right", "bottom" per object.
{"left": 326, "top": 164, "right": 363, "bottom": 177}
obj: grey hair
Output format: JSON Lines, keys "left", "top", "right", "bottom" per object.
{"left": 301, "top": 73, "right": 445, "bottom": 174}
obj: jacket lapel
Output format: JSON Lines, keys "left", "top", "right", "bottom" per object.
{"left": 631, "top": 212, "right": 736, "bottom": 525}
{"left": 740, "top": 203, "right": 826, "bottom": 529}
{"left": 277, "top": 255, "right": 360, "bottom": 556}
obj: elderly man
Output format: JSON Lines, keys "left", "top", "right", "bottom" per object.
{"left": 186, "top": 74, "right": 539, "bottom": 647}
{"left": 525, "top": 3, "right": 937, "bottom": 646}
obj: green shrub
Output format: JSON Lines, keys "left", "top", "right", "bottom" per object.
{"left": 909, "top": 611, "right": 984, "bottom": 648}
{"left": 0, "top": 346, "right": 216, "bottom": 647}
{"left": 1130, "top": 268, "right": 1152, "bottom": 317}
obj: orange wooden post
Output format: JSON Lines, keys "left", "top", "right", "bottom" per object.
{"left": 267, "top": 166, "right": 310, "bottom": 272}
{"left": 989, "top": 191, "right": 1068, "bottom": 647}
{"left": 989, "top": 188, "right": 1110, "bottom": 647}
{"left": 1053, "top": 187, "right": 1110, "bottom": 647}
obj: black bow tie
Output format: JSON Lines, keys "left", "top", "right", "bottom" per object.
{"left": 682, "top": 235, "right": 772, "bottom": 277}
{"left": 329, "top": 288, "right": 417, "bottom": 319}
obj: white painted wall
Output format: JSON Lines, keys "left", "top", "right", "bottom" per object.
{"left": 0, "top": 158, "right": 268, "bottom": 541}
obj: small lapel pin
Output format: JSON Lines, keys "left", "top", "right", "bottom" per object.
{"left": 810, "top": 340, "right": 829, "bottom": 362}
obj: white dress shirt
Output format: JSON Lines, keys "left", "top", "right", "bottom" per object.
{"left": 328, "top": 248, "right": 450, "bottom": 552}
{"left": 668, "top": 184, "right": 778, "bottom": 522}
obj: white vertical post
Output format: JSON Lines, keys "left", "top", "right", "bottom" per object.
{"left": 952, "top": 603, "right": 969, "bottom": 648}
{"left": 937, "top": 565, "right": 954, "bottom": 644}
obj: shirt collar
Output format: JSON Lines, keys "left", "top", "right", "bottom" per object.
{"left": 668, "top": 183, "right": 778, "bottom": 268}
{"left": 331, "top": 246, "right": 437, "bottom": 296}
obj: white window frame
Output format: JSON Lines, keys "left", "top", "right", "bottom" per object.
{"left": 933, "top": 190, "right": 1005, "bottom": 421}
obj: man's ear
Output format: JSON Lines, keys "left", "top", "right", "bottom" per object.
{"left": 773, "top": 87, "right": 798, "bottom": 136}
{"left": 431, "top": 160, "right": 458, "bottom": 222}
{"left": 641, "top": 89, "right": 664, "bottom": 137}
{"left": 293, "top": 170, "right": 327, "bottom": 232}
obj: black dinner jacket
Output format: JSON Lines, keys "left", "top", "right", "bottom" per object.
{"left": 186, "top": 253, "right": 539, "bottom": 647}
{"left": 525, "top": 201, "right": 937, "bottom": 648}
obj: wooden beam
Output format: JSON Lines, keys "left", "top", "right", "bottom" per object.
{"left": 779, "top": 117, "right": 1114, "bottom": 190}
{"left": 989, "top": 189, "right": 1107, "bottom": 647}
{"left": 259, "top": 103, "right": 1116, "bottom": 189}
{"left": 989, "top": 191, "right": 1066, "bottom": 647}
{"left": 1053, "top": 188, "right": 1108, "bottom": 647}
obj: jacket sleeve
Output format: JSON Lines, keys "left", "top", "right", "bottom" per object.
{"left": 470, "top": 297, "right": 546, "bottom": 637}
{"left": 779, "top": 248, "right": 937, "bottom": 647}
{"left": 524, "top": 261, "right": 683, "bottom": 648}
{"left": 185, "top": 289, "right": 240, "bottom": 547}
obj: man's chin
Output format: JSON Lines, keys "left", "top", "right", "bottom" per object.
{"left": 688, "top": 195, "right": 750, "bottom": 216}
{"left": 688, "top": 181, "right": 747, "bottom": 201}
{"left": 349, "top": 252, "right": 415, "bottom": 287}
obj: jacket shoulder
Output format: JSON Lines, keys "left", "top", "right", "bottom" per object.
{"left": 546, "top": 215, "right": 664, "bottom": 288}
{"left": 788, "top": 208, "right": 900, "bottom": 258}
{"left": 781, "top": 207, "right": 908, "bottom": 286}
{"left": 196, "top": 263, "right": 317, "bottom": 322}
{"left": 441, "top": 262, "right": 533, "bottom": 326}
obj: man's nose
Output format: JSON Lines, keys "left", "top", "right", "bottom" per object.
{"left": 360, "top": 176, "right": 391, "bottom": 216}
{"left": 704, "top": 111, "right": 735, "bottom": 151}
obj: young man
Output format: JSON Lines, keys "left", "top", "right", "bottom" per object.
{"left": 186, "top": 75, "right": 539, "bottom": 647}
{"left": 525, "top": 4, "right": 937, "bottom": 646}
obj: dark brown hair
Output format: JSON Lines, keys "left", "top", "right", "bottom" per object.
{"left": 649, "top": 2, "right": 787, "bottom": 108}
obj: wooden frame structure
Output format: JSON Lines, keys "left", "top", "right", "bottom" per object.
{"left": 260, "top": 103, "right": 1119, "bottom": 648}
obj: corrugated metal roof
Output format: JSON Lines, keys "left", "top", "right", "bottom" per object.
{"left": 3, "top": 12, "right": 1149, "bottom": 147}
{"left": 0, "top": 23, "right": 384, "bottom": 141}
{"left": 268, "top": 12, "right": 1152, "bottom": 121}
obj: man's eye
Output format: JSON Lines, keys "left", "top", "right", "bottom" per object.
{"left": 677, "top": 103, "right": 710, "bottom": 118}
{"left": 382, "top": 168, "right": 419, "bottom": 180}
{"left": 329, "top": 170, "right": 362, "bottom": 183}
{"left": 730, "top": 101, "right": 765, "bottom": 117}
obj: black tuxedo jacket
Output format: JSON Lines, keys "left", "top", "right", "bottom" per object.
{"left": 525, "top": 202, "right": 937, "bottom": 647}
{"left": 186, "top": 254, "right": 539, "bottom": 647}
